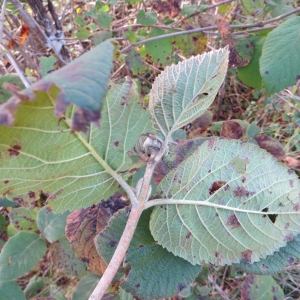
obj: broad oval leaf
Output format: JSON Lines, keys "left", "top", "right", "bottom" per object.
{"left": 0, "top": 281, "right": 26, "bottom": 300}
{"left": 149, "top": 48, "right": 229, "bottom": 140}
{"left": 37, "top": 206, "right": 69, "bottom": 243}
{"left": 8, "top": 207, "right": 38, "bottom": 232}
{"left": 72, "top": 274, "right": 101, "bottom": 300}
{"left": 0, "top": 231, "right": 47, "bottom": 281}
{"left": 150, "top": 138, "right": 300, "bottom": 266}
{"left": 260, "top": 17, "right": 300, "bottom": 94}
{"left": 0, "top": 39, "right": 115, "bottom": 133}
{"left": 0, "top": 77, "right": 153, "bottom": 212}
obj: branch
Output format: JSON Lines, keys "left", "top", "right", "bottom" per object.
{"left": 121, "top": 7, "right": 300, "bottom": 53}
{"left": 144, "top": 198, "right": 300, "bottom": 215}
{"left": 0, "top": 0, "right": 7, "bottom": 43}
{"left": 208, "top": 275, "right": 230, "bottom": 300}
{"left": 0, "top": 44, "right": 31, "bottom": 87}
{"left": 88, "top": 204, "right": 144, "bottom": 300}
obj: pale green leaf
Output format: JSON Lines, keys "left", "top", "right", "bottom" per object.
{"left": 37, "top": 207, "right": 69, "bottom": 243}
{"left": 40, "top": 56, "right": 57, "bottom": 78}
{"left": 149, "top": 48, "right": 229, "bottom": 140}
{"left": 0, "top": 77, "right": 153, "bottom": 212}
{"left": 0, "top": 281, "right": 26, "bottom": 300}
{"left": 241, "top": 275, "right": 284, "bottom": 299}
{"left": 0, "top": 231, "right": 47, "bottom": 281}
{"left": 8, "top": 207, "right": 38, "bottom": 232}
{"left": 260, "top": 17, "right": 300, "bottom": 94}
{"left": 150, "top": 138, "right": 300, "bottom": 265}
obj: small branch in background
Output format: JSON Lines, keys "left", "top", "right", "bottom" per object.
{"left": 208, "top": 275, "right": 230, "bottom": 300}
{"left": 276, "top": 93, "right": 300, "bottom": 114}
{"left": 0, "top": 44, "right": 31, "bottom": 87}
{"left": 0, "top": 0, "right": 8, "bottom": 43}
{"left": 121, "top": 7, "right": 300, "bottom": 53}
{"left": 60, "top": 0, "right": 72, "bottom": 25}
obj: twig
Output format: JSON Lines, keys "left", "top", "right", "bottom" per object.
{"left": 0, "top": 0, "right": 8, "bottom": 43}
{"left": 208, "top": 275, "right": 230, "bottom": 300}
{"left": 171, "top": 0, "right": 235, "bottom": 27}
{"left": 60, "top": 0, "right": 72, "bottom": 25}
{"left": 276, "top": 93, "right": 300, "bottom": 114}
{"left": 121, "top": 7, "right": 300, "bottom": 53}
{"left": 0, "top": 44, "right": 31, "bottom": 87}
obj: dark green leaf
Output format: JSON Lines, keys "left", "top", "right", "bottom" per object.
{"left": 125, "top": 49, "right": 147, "bottom": 75}
{"left": 97, "top": 11, "right": 112, "bottom": 29}
{"left": 0, "top": 214, "right": 8, "bottom": 250}
{"left": 40, "top": 56, "right": 57, "bottom": 78}
{"left": 0, "top": 281, "right": 26, "bottom": 300}
{"left": 95, "top": 208, "right": 201, "bottom": 299}
{"left": 136, "top": 10, "right": 157, "bottom": 26}
{"left": 0, "top": 231, "right": 47, "bottom": 281}
{"left": 260, "top": 17, "right": 300, "bottom": 94}
{"left": 238, "top": 234, "right": 300, "bottom": 275}
{"left": 24, "top": 275, "right": 45, "bottom": 298}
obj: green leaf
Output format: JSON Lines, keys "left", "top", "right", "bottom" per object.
{"left": 0, "top": 214, "right": 8, "bottom": 250}
{"left": 0, "top": 74, "right": 25, "bottom": 102}
{"left": 37, "top": 206, "right": 69, "bottom": 243}
{"left": 125, "top": 49, "right": 147, "bottom": 75}
{"left": 0, "top": 39, "right": 114, "bottom": 132}
{"left": 238, "top": 233, "right": 300, "bottom": 275}
{"left": 49, "top": 237, "right": 88, "bottom": 278}
{"left": 0, "top": 281, "right": 26, "bottom": 300}
{"left": 0, "top": 77, "right": 153, "bottom": 212}
{"left": 241, "top": 0, "right": 265, "bottom": 17}
{"left": 246, "top": 122, "right": 260, "bottom": 138}
{"left": 96, "top": 208, "right": 201, "bottom": 298}
{"left": 0, "top": 198, "right": 18, "bottom": 207}
{"left": 136, "top": 10, "right": 157, "bottom": 26}
{"left": 97, "top": 11, "right": 112, "bottom": 29}
{"left": 238, "top": 36, "right": 265, "bottom": 89}
{"left": 8, "top": 207, "right": 38, "bottom": 232}
{"left": 241, "top": 275, "right": 284, "bottom": 299}
{"left": 94, "top": 31, "right": 112, "bottom": 45}
{"left": 75, "top": 26, "right": 90, "bottom": 40}
{"left": 149, "top": 48, "right": 229, "bottom": 140}
{"left": 72, "top": 274, "right": 101, "bottom": 300}
{"left": 150, "top": 138, "right": 300, "bottom": 266}
{"left": 270, "top": 0, "right": 294, "bottom": 19}
{"left": 24, "top": 275, "right": 45, "bottom": 298}
{"left": 260, "top": 17, "right": 300, "bottom": 94}
{"left": 40, "top": 56, "right": 57, "bottom": 78}
{"left": 0, "top": 231, "right": 47, "bottom": 281}
{"left": 144, "top": 28, "right": 173, "bottom": 65}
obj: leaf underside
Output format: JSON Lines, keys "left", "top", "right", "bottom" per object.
{"left": 150, "top": 138, "right": 300, "bottom": 266}
{"left": 0, "top": 77, "right": 153, "bottom": 212}
{"left": 149, "top": 48, "right": 229, "bottom": 140}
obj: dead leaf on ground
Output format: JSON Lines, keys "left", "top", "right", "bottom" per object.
{"left": 152, "top": 0, "right": 182, "bottom": 18}
{"left": 220, "top": 120, "right": 244, "bottom": 139}
{"left": 254, "top": 135, "right": 285, "bottom": 160}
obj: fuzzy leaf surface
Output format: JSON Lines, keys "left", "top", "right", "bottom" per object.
{"left": 0, "top": 231, "right": 47, "bottom": 281}
{"left": 150, "top": 138, "right": 300, "bottom": 265}
{"left": 149, "top": 48, "right": 229, "bottom": 139}
{"left": 0, "top": 78, "right": 153, "bottom": 212}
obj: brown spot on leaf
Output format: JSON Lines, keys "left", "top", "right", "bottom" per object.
{"left": 284, "top": 223, "right": 290, "bottom": 230}
{"left": 186, "top": 232, "right": 192, "bottom": 239}
{"left": 227, "top": 214, "right": 240, "bottom": 228}
{"left": 4, "top": 180, "right": 9, "bottom": 184}
{"left": 241, "top": 249, "right": 252, "bottom": 263}
{"left": 28, "top": 191, "right": 35, "bottom": 198}
{"left": 209, "top": 181, "right": 227, "bottom": 195}
{"left": 8, "top": 144, "right": 21, "bottom": 156}
{"left": 285, "top": 233, "right": 293, "bottom": 242}
{"left": 234, "top": 186, "right": 254, "bottom": 198}
{"left": 289, "top": 180, "right": 294, "bottom": 187}
{"left": 293, "top": 203, "right": 300, "bottom": 211}
{"left": 113, "top": 141, "right": 119, "bottom": 147}
{"left": 177, "top": 283, "right": 186, "bottom": 292}
{"left": 152, "top": 0, "right": 181, "bottom": 18}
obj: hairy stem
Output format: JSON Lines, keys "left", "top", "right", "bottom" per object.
{"left": 88, "top": 204, "right": 144, "bottom": 300}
